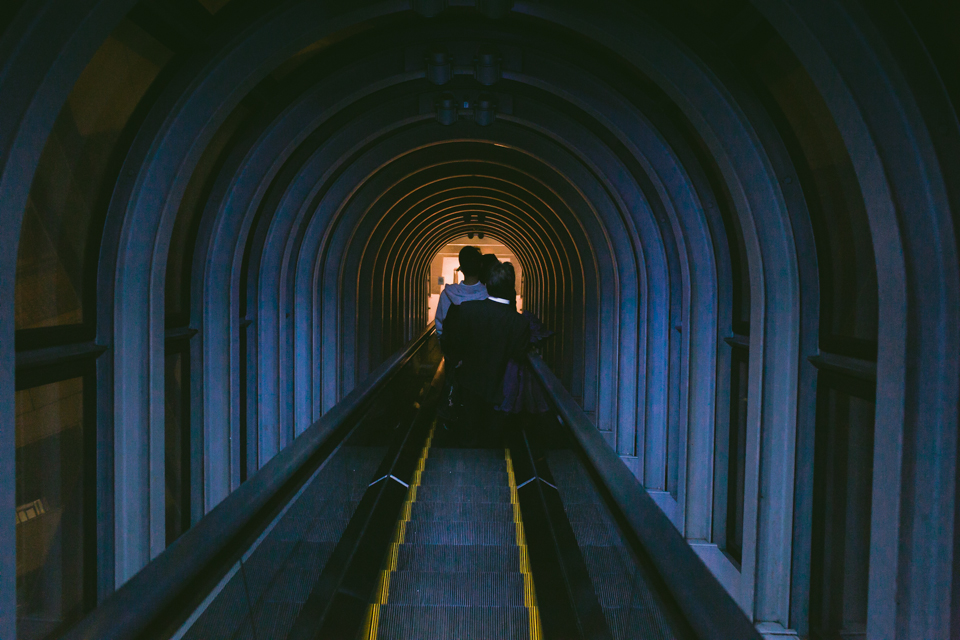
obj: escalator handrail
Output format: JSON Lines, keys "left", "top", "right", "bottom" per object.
{"left": 63, "top": 326, "right": 435, "bottom": 640}
{"left": 526, "top": 352, "right": 762, "bottom": 640}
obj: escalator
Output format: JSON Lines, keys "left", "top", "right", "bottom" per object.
{"left": 63, "top": 329, "right": 759, "bottom": 640}
{"left": 363, "top": 434, "right": 537, "bottom": 638}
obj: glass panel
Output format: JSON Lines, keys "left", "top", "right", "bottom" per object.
{"left": 15, "top": 378, "right": 88, "bottom": 640}
{"left": 165, "top": 105, "right": 248, "bottom": 324}
{"left": 751, "top": 36, "right": 878, "bottom": 353}
{"left": 674, "top": 115, "right": 751, "bottom": 336}
{"left": 726, "top": 347, "right": 748, "bottom": 564}
{"left": 165, "top": 348, "right": 190, "bottom": 545}
{"left": 810, "top": 382, "right": 875, "bottom": 639}
{"left": 731, "top": 210, "right": 751, "bottom": 333}
{"left": 15, "top": 19, "right": 171, "bottom": 329}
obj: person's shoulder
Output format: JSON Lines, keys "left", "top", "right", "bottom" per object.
{"left": 460, "top": 298, "right": 485, "bottom": 310}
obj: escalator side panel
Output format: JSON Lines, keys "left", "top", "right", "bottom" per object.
{"left": 178, "top": 447, "right": 384, "bottom": 640}
{"left": 546, "top": 450, "right": 681, "bottom": 640}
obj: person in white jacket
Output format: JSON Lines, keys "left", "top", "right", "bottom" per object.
{"left": 434, "top": 246, "right": 487, "bottom": 335}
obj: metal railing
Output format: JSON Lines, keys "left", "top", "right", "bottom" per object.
{"left": 62, "top": 327, "right": 435, "bottom": 640}
{"left": 526, "top": 352, "right": 762, "bottom": 640}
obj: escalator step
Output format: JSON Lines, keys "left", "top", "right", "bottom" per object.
{"left": 604, "top": 606, "right": 675, "bottom": 640}
{"left": 419, "top": 469, "right": 509, "bottom": 486}
{"left": 241, "top": 540, "right": 335, "bottom": 604}
{"left": 386, "top": 571, "right": 526, "bottom": 606}
{"left": 409, "top": 501, "right": 514, "bottom": 523}
{"left": 261, "top": 565, "right": 324, "bottom": 604}
{"left": 423, "top": 459, "right": 507, "bottom": 473}
{"left": 304, "top": 518, "right": 353, "bottom": 543}
{"left": 283, "top": 497, "right": 361, "bottom": 524}
{"left": 580, "top": 545, "right": 634, "bottom": 575}
{"left": 589, "top": 572, "right": 639, "bottom": 608}
{"left": 427, "top": 449, "right": 505, "bottom": 462}
{"left": 403, "top": 521, "right": 517, "bottom": 545}
{"left": 565, "top": 517, "right": 620, "bottom": 546}
{"left": 562, "top": 502, "right": 615, "bottom": 523}
{"left": 270, "top": 500, "right": 362, "bottom": 541}
{"left": 415, "top": 484, "right": 511, "bottom": 503}
{"left": 395, "top": 543, "right": 521, "bottom": 572}
{"left": 547, "top": 485, "right": 606, "bottom": 505}
{"left": 233, "top": 601, "right": 303, "bottom": 640}
{"left": 375, "top": 605, "right": 530, "bottom": 640}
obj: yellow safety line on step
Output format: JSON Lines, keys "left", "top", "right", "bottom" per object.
{"left": 505, "top": 448, "right": 542, "bottom": 640}
{"left": 361, "top": 421, "right": 437, "bottom": 640}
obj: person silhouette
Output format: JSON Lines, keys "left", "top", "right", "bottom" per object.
{"left": 443, "top": 262, "right": 531, "bottom": 446}
{"left": 434, "top": 246, "right": 487, "bottom": 336}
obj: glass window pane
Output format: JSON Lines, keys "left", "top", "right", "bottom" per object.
{"left": 165, "top": 104, "right": 249, "bottom": 323}
{"left": 15, "top": 378, "right": 88, "bottom": 640}
{"left": 15, "top": 19, "right": 172, "bottom": 330}
{"left": 810, "top": 383, "right": 875, "bottom": 638}
{"left": 165, "top": 348, "right": 190, "bottom": 545}
{"left": 726, "top": 347, "right": 748, "bottom": 564}
{"left": 750, "top": 36, "right": 878, "bottom": 351}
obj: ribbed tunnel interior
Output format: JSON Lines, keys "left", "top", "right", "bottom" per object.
{"left": 173, "top": 16, "right": 711, "bottom": 502}
{"left": 4, "top": 1, "right": 960, "bottom": 639}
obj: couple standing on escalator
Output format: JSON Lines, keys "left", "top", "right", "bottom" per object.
{"left": 434, "top": 246, "right": 551, "bottom": 446}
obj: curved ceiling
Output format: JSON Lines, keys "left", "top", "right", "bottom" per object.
{"left": 3, "top": 1, "right": 960, "bottom": 637}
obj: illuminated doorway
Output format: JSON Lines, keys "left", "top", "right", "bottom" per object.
{"left": 427, "top": 236, "right": 523, "bottom": 324}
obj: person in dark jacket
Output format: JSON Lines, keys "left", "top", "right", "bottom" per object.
{"left": 444, "top": 262, "right": 530, "bottom": 445}
{"left": 479, "top": 253, "right": 501, "bottom": 286}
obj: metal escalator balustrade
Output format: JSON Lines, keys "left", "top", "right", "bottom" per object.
{"left": 66, "top": 330, "right": 762, "bottom": 640}
{"left": 59, "top": 327, "right": 439, "bottom": 640}
{"left": 526, "top": 352, "right": 763, "bottom": 640}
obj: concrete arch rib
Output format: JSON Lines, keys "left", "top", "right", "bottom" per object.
{"left": 14, "top": 5, "right": 958, "bottom": 637}
{"left": 92, "top": 1, "right": 414, "bottom": 583}
{"left": 0, "top": 0, "right": 138, "bottom": 626}
{"left": 759, "top": 2, "right": 960, "bottom": 637}
{"left": 512, "top": 1, "right": 806, "bottom": 627}
{"left": 193, "top": 56, "right": 426, "bottom": 483}
{"left": 353, "top": 178, "right": 581, "bottom": 389}
{"left": 306, "top": 131, "right": 617, "bottom": 417}
{"left": 178, "top": 23, "right": 704, "bottom": 504}
{"left": 510, "top": 59, "right": 723, "bottom": 534}
{"left": 356, "top": 193, "right": 559, "bottom": 359}
{"left": 0, "top": 3, "right": 778, "bottom": 625}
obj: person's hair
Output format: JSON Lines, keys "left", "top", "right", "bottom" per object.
{"left": 479, "top": 253, "right": 501, "bottom": 284}
{"left": 458, "top": 246, "right": 482, "bottom": 277}
{"left": 486, "top": 262, "right": 517, "bottom": 300}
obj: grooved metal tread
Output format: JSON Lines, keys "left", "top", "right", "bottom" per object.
{"left": 387, "top": 571, "right": 527, "bottom": 606}
{"left": 419, "top": 469, "right": 510, "bottom": 485}
{"left": 375, "top": 605, "right": 530, "bottom": 639}
{"left": 403, "top": 520, "right": 517, "bottom": 545}
{"left": 375, "top": 446, "right": 531, "bottom": 640}
{"left": 180, "top": 446, "right": 384, "bottom": 640}
{"left": 395, "top": 543, "right": 521, "bottom": 572}
{"left": 415, "top": 484, "right": 512, "bottom": 503}
{"left": 409, "top": 501, "right": 514, "bottom": 522}
{"left": 546, "top": 450, "right": 678, "bottom": 640}
{"left": 427, "top": 448, "right": 506, "bottom": 462}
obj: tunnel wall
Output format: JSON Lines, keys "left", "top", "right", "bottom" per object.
{"left": 1, "top": 2, "right": 959, "bottom": 638}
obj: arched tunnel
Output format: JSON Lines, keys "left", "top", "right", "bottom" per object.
{"left": 2, "top": 1, "right": 960, "bottom": 639}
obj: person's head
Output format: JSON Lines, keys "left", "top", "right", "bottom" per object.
{"left": 486, "top": 262, "right": 517, "bottom": 301}
{"left": 479, "top": 253, "right": 501, "bottom": 284}
{"left": 458, "top": 246, "right": 482, "bottom": 279}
